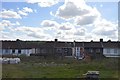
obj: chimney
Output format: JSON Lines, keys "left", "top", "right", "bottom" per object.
{"left": 74, "top": 40, "right": 76, "bottom": 42}
{"left": 16, "top": 39, "right": 21, "bottom": 42}
{"left": 100, "top": 39, "right": 103, "bottom": 48}
{"left": 100, "top": 38, "right": 103, "bottom": 42}
{"left": 73, "top": 40, "right": 76, "bottom": 47}
{"left": 91, "top": 40, "right": 93, "bottom": 42}
{"left": 55, "top": 39, "right": 58, "bottom": 42}
{"left": 108, "top": 40, "right": 111, "bottom": 42}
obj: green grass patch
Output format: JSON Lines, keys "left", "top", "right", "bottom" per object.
{"left": 2, "top": 56, "right": 120, "bottom": 78}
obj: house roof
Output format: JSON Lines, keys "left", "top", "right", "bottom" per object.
{"left": 1, "top": 41, "right": 55, "bottom": 49}
{"left": 75, "top": 42, "right": 84, "bottom": 47}
{"left": 1, "top": 40, "right": 119, "bottom": 49}
{"left": 84, "top": 42, "right": 102, "bottom": 48}
{"left": 2, "top": 41, "right": 32, "bottom": 49}
{"left": 73, "top": 41, "right": 102, "bottom": 48}
{"left": 103, "top": 41, "right": 119, "bottom": 48}
{"left": 55, "top": 42, "right": 73, "bottom": 48}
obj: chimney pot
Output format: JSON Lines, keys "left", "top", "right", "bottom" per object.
{"left": 100, "top": 38, "right": 103, "bottom": 42}
{"left": 55, "top": 39, "right": 58, "bottom": 42}
{"left": 91, "top": 40, "right": 93, "bottom": 42}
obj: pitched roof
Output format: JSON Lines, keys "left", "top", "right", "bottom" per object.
{"left": 103, "top": 41, "right": 119, "bottom": 48}
{"left": 55, "top": 42, "right": 73, "bottom": 48}
{"left": 84, "top": 42, "right": 102, "bottom": 48}
{"left": 2, "top": 41, "right": 32, "bottom": 49}
{"left": 1, "top": 40, "right": 119, "bottom": 49}
{"left": 74, "top": 42, "right": 84, "bottom": 47}
{"left": 1, "top": 41, "right": 54, "bottom": 49}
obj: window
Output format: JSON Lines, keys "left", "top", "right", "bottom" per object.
{"left": 18, "top": 49, "right": 21, "bottom": 54}
{"left": 5, "top": 49, "right": 9, "bottom": 53}
{"left": 91, "top": 49, "right": 93, "bottom": 53}
{"left": 64, "top": 48, "right": 68, "bottom": 53}
{"left": 107, "top": 49, "right": 110, "bottom": 53}
{"left": 12, "top": 49, "right": 15, "bottom": 53}
{"left": 96, "top": 49, "right": 100, "bottom": 53}
{"left": 114, "top": 49, "right": 117, "bottom": 53}
{"left": 41, "top": 49, "right": 46, "bottom": 53}
{"left": 56, "top": 48, "right": 62, "bottom": 53}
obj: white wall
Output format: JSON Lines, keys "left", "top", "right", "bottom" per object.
{"left": 0, "top": 49, "right": 2, "bottom": 55}
{"left": 2, "top": 49, "right": 12, "bottom": 55}
{"left": 31, "top": 48, "right": 35, "bottom": 53}
{"left": 1, "top": 49, "right": 32, "bottom": 56}
{"left": 21, "top": 49, "right": 31, "bottom": 56}
{"left": 103, "top": 48, "right": 119, "bottom": 57}
{"left": 72, "top": 48, "right": 75, "bottom": 56}
{"left": 75, "top": 47, "right": 80, "bottom": 57}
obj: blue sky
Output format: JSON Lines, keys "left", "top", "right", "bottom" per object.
{"left": 0, "top": 0, "right": 118, "bottom": 41}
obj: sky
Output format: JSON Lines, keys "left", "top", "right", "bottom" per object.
{"left": 0, "top": 0, "right": 119, "bottom": 41}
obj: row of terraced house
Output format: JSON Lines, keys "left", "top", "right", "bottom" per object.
{"left": 0, "top": 39, "right": 120, "bottom": 58}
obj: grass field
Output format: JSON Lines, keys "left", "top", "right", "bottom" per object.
{"left": 2, "top": 56, "right": 120, "bottom": 79}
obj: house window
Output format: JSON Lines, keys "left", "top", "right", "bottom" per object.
{"left": 5, "top": 49, "right": 9, "bottom": 53}
{"left": 77, "top": 48, "right": 79, "bottom": 50}
{"left": 96, "top": 49, "right": 100, "bottom": 53}
{"left": 56, "top": 48, "right": 62, "bottom": 53}
{"left": 12, "top": 49, "right": 15, "bottom": 53}
{"left": 114, "top": 49, "right": 117, "bottom": 53}
{"left": 91, "top": 49, "right": 93, "bottom": 53}
{"left": 86, "top": 48, "right": 89, "bottom": 52}
{"left": 107, "top": 49, "right": 110, "bottom": 53}
{"left": 41, "top": 49, "right": 46, "bottom": 53}
{"left": 64, "top": 48, "right": 68, "bottom": 53}
{"left": 18, "top": 49, "right": 21, "bottom": 54}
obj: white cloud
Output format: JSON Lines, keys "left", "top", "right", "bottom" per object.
{"left": 1, "top": 0, "right": 118, "bottom": 41}
{"left": 27, "top": 32, "right": 50, "bottom": 39}
{"left": 75, "top": 8, "right": 100, "bottom": 25}
{"left": 41, "top": 20, "right": 59, "bottom": 28}
{"left": 75, "top": 15, "right": 97, "bottom": 25}
{"left": 18, "top": 10, "right": 28, "bottom": 16}
{"left": 0, "top": 9, "right": 22, "bottom": 19}
{"left": 85, "top": 33, "right": 93, "bottom": 41}
{"left": 74, "top": 28, "right": 86, "bottom": 36}
{"left": 15, "top": 21, "right": 20, "bottom": 25}
{"left": 1, "top": 7, "right": 33, "bottom": 19}
{"left": 59, "top": 22, "right": 73, "bottom": 30}
{"left": 41, "top": 20, "right": 75, "bottom": 31}
{"left": 23, "top": 7, "right": 33, "bottom": 13}
{"left": 56, "top": 2, "right": 88, "bottom": 19}
{"left": 18, "top": 7, "right": 33, "bottom": 16}
{"left": 92, "top": 19, "right": 118, "bottom": 40}
{"left": 14, "top": 26, "right": 42, "bottom": 33}
{"left": 54, "top": 22, "right": 77, "bottom": 41}
{"left": 0, "top": 23, "right": 4, "bottom": 31}
{"left": 27, "top": 0, "right": 59, "bottom": 7}
{"left": 50, "top": 11, "right": 54, "bottom": 16}
{"left": 1, "top": 31, "right": 11, "bottom": 39}
{"left": 55, "top": 0, "right": 118, "bottom": 41}
{"left": 1, "top": 20, "right": 20, "bottom": 26}
{"left": 1, "top": 20, "right": 13, "bottom": 27}
{"left": 55, "top": 0, "right": 99, "bottom": 19}
{"left": 41, "top": 21, "right": 76, "bottom": 41}
{"left": 0, "top": 20, "right": 20, "bottom": 31}
{"left": 55, "top": 0, "right": 101, "bottom": 26}
{"left": 14, "top": 26, "right": 52, "bottom": 40}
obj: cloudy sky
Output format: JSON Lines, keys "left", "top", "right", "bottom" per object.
{"left": 0, "top": 0, "right": 119, "bottom": 41}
